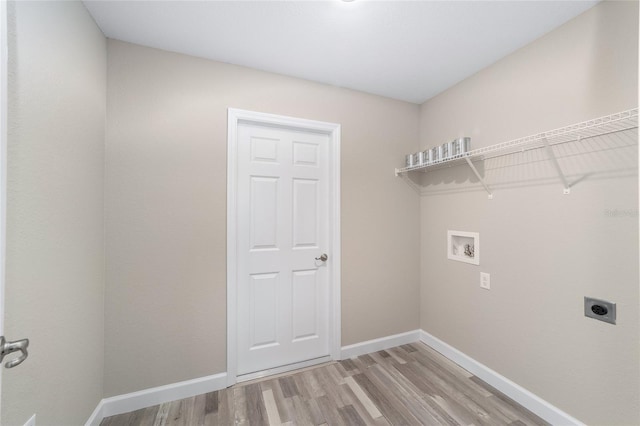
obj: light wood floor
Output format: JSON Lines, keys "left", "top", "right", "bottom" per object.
{"left": 101, "top": 343, "right": 548, "bottom": 426}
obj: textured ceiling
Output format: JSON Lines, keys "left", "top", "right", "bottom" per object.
{"left": 84, "top": 0, "right": 598, "bottom": 104}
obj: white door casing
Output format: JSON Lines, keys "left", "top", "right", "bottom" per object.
{"left": 0, "top": 0, "right": 8, "bottom": 416}
{"left": 227, "top": 109, "right": 340, "bottom": 385}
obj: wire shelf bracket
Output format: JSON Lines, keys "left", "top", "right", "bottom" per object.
{"left": 542, "top": 137, "right": 571, "bottom": 194}
{"left": 464, "top": 157, "right": 493, "bottom": 199}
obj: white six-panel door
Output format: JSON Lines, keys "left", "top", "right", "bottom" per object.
{"left": 236, "top": 121, "right": 331, "bottom": 376}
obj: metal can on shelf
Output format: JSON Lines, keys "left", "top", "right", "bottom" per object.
{"left": 425, "top": 149, "right": 433, "bottom": 164}
{"left": 442, "top": 142, "right": 454, "bottom": 159}
{"left": 405, "top": 154, "right": 415, "bottom": 167}
{"left": 452, "top": 137, "right": 471, "bottom": 156}
{"left": 450, "top": 139, "right": 460, "bottom": 157}
{"left": 433, "top": 146, "right": 442, "bottom": 162}
{"left": 417, "top": 150, "right": 425, "bottom": 165}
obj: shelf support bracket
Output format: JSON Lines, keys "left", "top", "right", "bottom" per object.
{"left": 542, "top": 137, "right": 571, "bottom": 194}
{"left": 464, "top": 157, "right": 493, "bottom": 199}
{"left": 396, "top": 170, "right": 422, "bottom": 194}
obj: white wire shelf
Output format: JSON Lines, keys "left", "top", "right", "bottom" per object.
{"left": 395, "top": 108, "right": 638, "bottom": 197}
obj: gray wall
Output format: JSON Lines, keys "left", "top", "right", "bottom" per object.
{"left": 3, "top": 1, "right": 106, "bottom": 425}
{"left": 105, "top": 40, "right": 421, "bottom": 397}
{"left": 418, "top": 2, "right": 639, "bottom": 425}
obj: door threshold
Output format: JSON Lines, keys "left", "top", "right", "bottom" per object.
{"left": 235, "top": 355, "right": 332, "bottom": 386}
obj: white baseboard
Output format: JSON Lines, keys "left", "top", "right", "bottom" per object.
{"left": 341, "top": 329, "right": 420, "bottom": 359}
{"left": 84, "top": 372, "right": 227, "bottom": 426}
{"left": 419, "top": 330, "right": 585, "bottom": 426}
{"left": 86, "top": 330, "right": 583, "bottom": 426}
{"left": 85, "top": 401, "right": 105, "bottom": 426}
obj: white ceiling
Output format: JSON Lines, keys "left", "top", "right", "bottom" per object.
{"left": 84, "top": 0, "right": 598, "bottom": 104}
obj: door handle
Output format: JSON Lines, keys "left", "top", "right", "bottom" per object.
{"left": 0, "top": 336, "right": 29, "bottom": 368}
{"left": 315, "top": 253, "right": 328, "bottom": 262}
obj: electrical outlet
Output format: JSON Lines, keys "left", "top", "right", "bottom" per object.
{"left": 584, "top": 297, "right": 616, "bottom": 325}
{"left": 480, "top": 272, "right": 490, "bottom": 290}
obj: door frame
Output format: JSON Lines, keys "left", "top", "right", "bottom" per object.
{"left": 226, "top": 108, "right": 341, "bottom": 387}
{"left": 0, "top": 0, "right": 8, "bottom": 416}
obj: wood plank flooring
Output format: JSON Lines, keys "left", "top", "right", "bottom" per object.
{"left": 100, "top": 343, "right": 548, "bottom": 426}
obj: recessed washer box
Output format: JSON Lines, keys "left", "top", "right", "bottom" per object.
{"left": 584, "top": 297, "right": 616, "bottom": 325}
{"left": 447, "top": 230, "right": 479, "bottom": 265}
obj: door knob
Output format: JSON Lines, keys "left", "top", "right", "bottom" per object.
{"left": 315, "top": 253, "right": 328, "bottom": 262}
{"left": 0, "top": 336, "right": 29, "bottom": 368}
